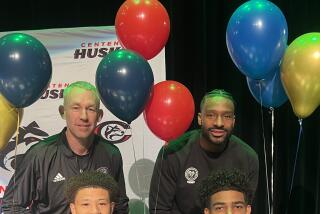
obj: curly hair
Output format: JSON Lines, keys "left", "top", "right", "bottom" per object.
{"left": 64, "top": 171, "right": 119, "bottom": 204}
{"left": 200, "top": 89, "right": 236, "bottom": 111}
{"left": 198, "top": 169, "right": 252, "bottom": 209}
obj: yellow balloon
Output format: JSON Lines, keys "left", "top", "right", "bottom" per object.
{"left": 0, "top": 94, "right": 23, "bottom": 151}
{"left": 281, "top": 32, "right": 320, "bottom": 118}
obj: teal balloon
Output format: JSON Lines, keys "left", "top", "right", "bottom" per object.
{"left": 0, "top": 33, "right": 52, "bottom": 107}
{"left": 96, "top": 49, "right": 154, "bottom": 124}
{"left": 247, "top": 68, "right": 288, "bottom": 108}
{"left": 226, "top": 0, "right": 288, "bottom": 79}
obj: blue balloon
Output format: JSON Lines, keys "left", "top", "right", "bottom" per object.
{"left": 226, "top": 0, "right": 288, "bottom": 79}
{"left": 247, "top": 68, "right": 288, "bottom": 108}
{"left": 0, "top": 33, "right": 52, "bottom": 107}
{"left": 96, "top": 49, "right": 154, "bottom": 124}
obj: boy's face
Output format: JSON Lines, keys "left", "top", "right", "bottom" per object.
{"left": 204, "top": 190, "right": 251, "bottom": 214}
{"left": 70, "top": 187, "right": 114, "bottom": 214}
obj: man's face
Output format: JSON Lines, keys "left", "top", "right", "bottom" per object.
{"left": 198, "top": 96, "right": 235, "bottom": 145}
{"left": 70, "top": 187, "right": 114, "bottom": 214}
{"left": 62, "top": 88, "right": 102, "bottom": 142}
{"left": 204, "top": 190, "right": 251, "bottom": 214}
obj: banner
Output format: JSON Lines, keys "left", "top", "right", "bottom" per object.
{"left": 0, "top": 26, "right": 165, "bottom": 213}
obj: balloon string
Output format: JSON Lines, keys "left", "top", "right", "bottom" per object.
{"left": 13, "top": 108, "right": 20, "bottom": 212}
{"left": 142, "top": 128, "right": 146, "bottom": 214}
{"left": 258, "top": 82, "right": 271, "bottom": 214}
{"left": 154, "top": 146, "right": 165, "bottom": 214}
{"left": 286, "top": 119, "right": 303, "bottom": 214}
{"left": 270, "top": 107, "right": 274, "bottom": 214}
{"left": 129, "top": 126, "right": 142, "bottom": 203}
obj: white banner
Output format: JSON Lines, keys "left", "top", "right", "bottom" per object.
{"left": 0, "top": 26, "right": 165, "bottom": 212}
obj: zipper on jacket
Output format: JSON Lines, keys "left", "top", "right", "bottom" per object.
{"left": 76, "top": 156, "right": 83, "bottom": 173}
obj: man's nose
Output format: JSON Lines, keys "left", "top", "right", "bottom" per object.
{"left": 227, "top": 207, "right": 232, "bottom": 214}
{"left": 213, "top": 115, "right": 224, "bottom": 127}
{"left": 80, "top": 109, "right": 88, "bottom": 120}
{"left": 90, "top": 204, "right": 101, "bottom": 214}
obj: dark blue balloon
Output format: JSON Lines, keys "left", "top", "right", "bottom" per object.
{"left": 0, "top": 33, "right": 52, "bottom": 107}
{"left": 247, "top": 68, "right": 288, "bottom": 108}
{"left": 226, "top": 0, "right": 288, "bottom": 79}
{"left": 96, "top": 49, "right": 154, "bottom": 124}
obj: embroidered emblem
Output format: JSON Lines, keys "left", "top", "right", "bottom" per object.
{"left": 185, "top": 167, "right": 199, "bottom": 184}
{"left": 96, "top": 167, "right": 110, "bottom": 174}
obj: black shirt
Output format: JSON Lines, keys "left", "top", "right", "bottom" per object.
{"left": 149, "top": 129, "right": 259, "bottom": 214}
{"left": 2, "top": 128, "right": 129, "bottom": 214}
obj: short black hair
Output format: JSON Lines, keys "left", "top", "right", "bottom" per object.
{"left": 64, "top": 171, "right": 119, "bottom": 203}
{"left": 198, "top": 169, "right": 252, "bottom": 209}
{"left": 200, "top": 89, "right": 236, "bottom": 111}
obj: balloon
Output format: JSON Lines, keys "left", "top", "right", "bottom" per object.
{"left": 281, "top": 33, "right": 320, "bottom": 118}
{"left": 115, "top": 0, "right": 170, "bottom": 60}
{"left": 143, "top": 81, "right": 195, "bottom": 142}
{"left": 96, "top": 49, "right": 154, "bottom": 124}
{"left": 0, "top": 33, "right": 52, "bottom": 107}
{"left": 247, "top": 67, "right": 288, "bottom": 108}
{"left": 0, "top": 94, "right": 23, "bottom": 151}
{"left": 226, "top": 0, "right": 288, "bottom": 79}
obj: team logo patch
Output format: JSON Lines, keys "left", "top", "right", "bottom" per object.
{"left": 96, "top": 167, "right": 110, "bottom": 174}
{"left": 185, "top": 167, "right": 199, "bottom": 184}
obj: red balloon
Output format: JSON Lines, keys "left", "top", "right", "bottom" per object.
{"left": 144, "top": 81, "right": 195, "bottom": 142}
{"left": 115, "top": 0, "right": 170, "bottom": 60}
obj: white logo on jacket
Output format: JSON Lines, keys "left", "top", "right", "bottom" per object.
{"left": 185, "top": 167, "right": 198, "bottom": 184}
{"left": 96, "top": 167, "right": 110, "bottom": 174}
{"left": 52, "top": 173, "right": 66, "bottom": 182}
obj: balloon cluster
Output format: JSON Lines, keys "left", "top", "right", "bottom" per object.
{"left": 0, "top": 33, "right": 52, "bottom": 150}
{"left": 96, "top": 0, "right": 193, "bottom": 142}
{"left": 227, "top": 1, "right": 320, "bottom": 119}
{"left": 95, "top": 49, "right": 195, "bottom": 141}
{"left": 226, "top": 1, "right": 289, "bottom": 109}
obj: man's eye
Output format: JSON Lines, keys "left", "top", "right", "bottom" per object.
{"left": 88, "top": 108, "right": 97, "bottom": 112}
{"left": 223, "top": 114, "right": 234, "bottom": 120}
{"left": 214, "top": 206, "right": 224, "bottom": 211}
{"left": 81, "top": 203, "right": 89, "bottom": 206}
{"left": 235, "top": 205, "right": 244, "bottom": 209}
{"left": 207, "top": 113, "right": 215, "bottom": 118}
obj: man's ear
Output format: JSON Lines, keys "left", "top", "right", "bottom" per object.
{"left": 111, "top": 202, "right": 115, "bottom": 214}
{"left": 246, "top": 205, "right": 252, "bottom": 214}
{"left": 198, "top": 112, "right": 202, "bottom": 126}
{"left": 204, "top": 208, "right": 210, "bottom": 214}
{"left": 59, "top": 105, "right": 66, "bottom": 119}
{"left": 97, "top": 109, "right": 103, "bottom": 122}
{"left": 70, "top": 203, "right": 76, "bottom": 214}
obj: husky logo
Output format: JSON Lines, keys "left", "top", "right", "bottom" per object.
{"left": 0, "top": 121, "right": 49, "bottom": 172}
{"left": 95, "top": 121, "right": 131, "bottom": 144}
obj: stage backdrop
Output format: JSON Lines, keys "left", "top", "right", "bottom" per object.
{"left": 0, "top": 26, "right": 165, "bottom": 213}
